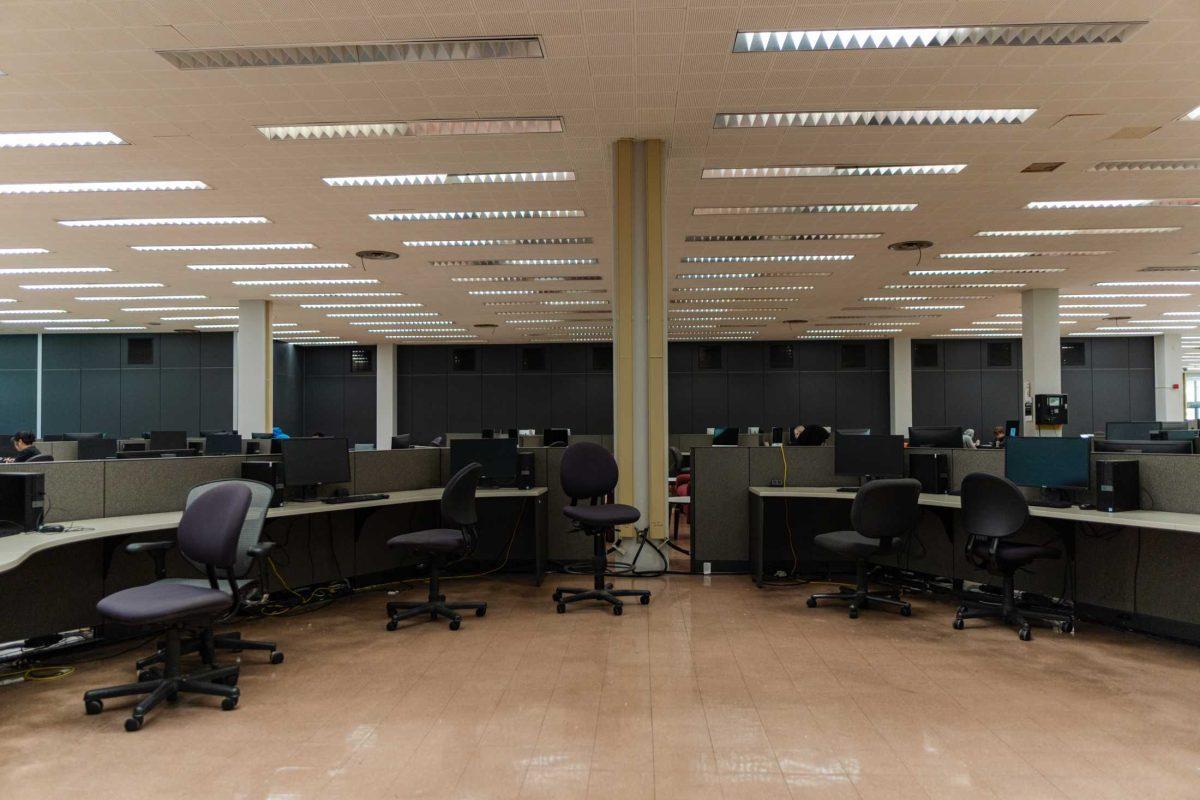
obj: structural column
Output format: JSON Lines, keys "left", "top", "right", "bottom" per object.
{"left": 612, "top": 139, "right": 667, "bottom": 549}
{"left": 1020, "top": 289, "right": 1061, "bottom": 436}
{"left": 235, "top": 299, "right": 273, "bottom": 435}
{"left": 1155, "top": 333, "right": 1184, "bottom": 422}
{"left": 889, "top": 335, "right": 913, "bottom": 435}
{"left": 376, "top": 342, "right": 397, "bottom": 448}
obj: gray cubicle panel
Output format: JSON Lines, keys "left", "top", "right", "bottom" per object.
{"left": 0, "top": 540, "right": 105, "bottom": 641}
{"left": 738, "top": 433, "right": 763, "bottom": 447}
{"left": 352, "top": 448, "right": 442, "bottom": 495}
{"left": 103, "top": 455, "right": 248, "bottom": 516}
{"left": 690, "top": 445, "right": 752, "bottom": 565}
{"left": 0, "top": 459, "right": 106, "bottom": 522}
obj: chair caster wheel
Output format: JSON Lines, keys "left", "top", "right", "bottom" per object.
{"left": 900, "top": 605, "right": 912, "bottom": 617}
{"left": 270, "top": 651, "right": 284, "bottom": 665}
{"left": 952, "top": 618, "right": 965, "bottom": 630}
{"left": 848, "top": 606, "right": 858, "bottom": 619}
{"left": 556, "top": 602, "right": 566, "bottom": 614}
{"left": 124, "top": 716, "right": 143, "bottom": 732}
{"left": 805, "top": 597, "right": 817, "bottom": 608}
{"left": 386, "top": 619, "right": 399, "bottom": 631}
{"left": 639, "top": 595, "right": 649, "bottom": 605}
{"left": 449, "top": 617, "right": 462, "bottom": 631}
{"left": 613, "top": 603, "right": 623, "bottom": 616}
{"left": 221, "top": 695, "right": 239, "bottom": 711}
{"left": 552, "top": 592, "right": 562, "bottom": 602}
{"left": 475, "top": 607, "right": 487, "bottom": 617}
{"left": 956, "top": 605, "right": 967, "bottom": 616}
{"left": 605, "top": 583, "right": 614, "bottom": 590}
{"left": 137, "top": 670, "right": 159, "bottom": 682}
{"left": 1058, "top": 621, "right": 1073, "bottom": 634}
{"left": 85, "top": 699, "right": 103, "bottom": 715}
{"left": 1019, "top": 625, "right": 1032, "bottom": 642}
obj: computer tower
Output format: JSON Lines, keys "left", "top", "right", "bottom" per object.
{"left": 241, "top": 460, "right": 285, "bottom": 507}
{"left": 516, "top": 451, "right": 535, "bottom": 489}
{"left": 0, "top": 472, "right": 46, "bottom": 535}
{"left": 908, "top": 451, "right": 950, "bottom": 494}
{"left": 1096, "top": 459, "right": 1139, "bottom": 513}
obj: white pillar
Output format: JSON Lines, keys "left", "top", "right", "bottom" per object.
{"left": 235, "top": 299, "right": 272, "bottom": 435}
{"left": 1155, "top": 333, "right": 1184, "bottom": 422}
{"left": 889, "top": 335, "right": 913, "bottom": 435}
{"left": 375, "top": 343, "right": 397, "bottom": 448}
{"left": 1021, "top": 289, "right": 1061, "bottom": 436}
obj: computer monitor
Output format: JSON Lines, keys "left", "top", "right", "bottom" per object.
{"left": 507, "top": 428, "right": 519, "bottom": 439}
{"left": 251, "top": 432, "right": 274, "bottom": 440}
{"left": 1095, "top": 439, "right": 1193, "bottom": 454}
{"left": 518, "top": 429, "right": 535, "bottom": 437}
{"left": 200, "top": 429, "right": 237, "bottom": 437}
{"left": 1004, "top": 436, "right": 1091, "bottom": 490}
{"left": 1106, "top": 421, "right": 1161, "bottom": 441}
{"left": 908, "top": 426, "right": 964, "bottom": 448}
{"left": 353, "top": 443, "right": 375, "bottom": 451}
{"left": 281, "top": 436, "right": 351, "bottom": 492}
{"left": 204, "top": 433, "right": 243, "bottom": 456}
{"left": 449, "top": 438, "right": 519, "bottom": 487}
{"left": 712, "top": 427, "right": 739, "bottom": 446}
{"left": 1005, "top": 420, "right": 1020, "bottom": 439}
{"left": 1151, "top": 429, "right": 1199, "bottom": 441}
{"left": 1159, "top": 420, "right": 1190, "bottom": 431}
{"left": 838, "top": 428, "right": 871, "bottom": 436}
{"left": 392, "top": 434, "right": 412, "bottom": 449}
{"left": 481, "top": 429, "right": 495, "bottom": 439}
{"left": 149, "top": 430, "right": 188, "bottom": 451}
{"left": 833, "top": 434, "right": 905, "bottom": 480}
{"left": 76, "top": 438, "right": 118, "bottom": 460}
{"left": 120, "top": 441, "right": 146, "bottom": 452}
{"left": 62, "top": 432, "right": 103, "bottom": 441}
{"left": 543, "top": 428, "right": 570, "bottom": 447}
{"left": 770, "top": 426, "right": 784, "bottom": 445}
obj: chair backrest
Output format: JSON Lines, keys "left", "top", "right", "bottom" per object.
{"left": 561, "top": 442, "right": 618, "bottom": 502}
{"left": 668, "top": 446, "right": 681, "bottom": 476}
{"left": 176, "top": 482, "right": 253, "bottom": 572}
{"left": 441, "top": 463, "right": 481, "bottom": 527}
{"left": 27, "top": 454, "right": 53, "bottom": 462}
{"left": 183, "top": 479, "right": 273, "bottom": 577}
{"left": 852, "top": 478, "right": 922, "bottom": 540}
{"left": 960, "top": 472, "right": 1028, "bottom": 539}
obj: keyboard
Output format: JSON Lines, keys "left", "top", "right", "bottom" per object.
{"left": 1028, "top": 499, "right": 1072, "bottom": 509}
{"left": 322, "top": 493, "right": 390, "bottom": 505}
{"left": 836, "top": 487, "right": 859, "bottom": 493}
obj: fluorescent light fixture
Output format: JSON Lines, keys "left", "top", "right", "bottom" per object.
{"left": 122, "top": 306, "right": 237, "bottom": 312}
{"left": 232, "top": 279, "right": 379, "bottom": 286}
{"left": 274, "top": 335, "right": 339, "bottom": 340}
{"left": 258, "top": 117, "right": 563, "bottom": 141}
{"left": 676, "top": 272, "right": 829, "bottom": 280}
{"left": 20, "top": 282, "right": 164, "bottom": 290}
{"left": 976, "top": 227, "right": 1179, "bottom": 237}
{"left": 1026, "top": 198, "right": 1200, "bottom": 209}
{"left": 187, "top": 262, "right": 349, "bottom": 271}
{"left": 714, "top": 109, "right": 1036, "bottom": 128}
{"left": 733, "top": 22, "right": 1145, "bottom": 52}
{"left": 862, "top": 296, "right": 929, "bottom": 301}
{"left": 160, "top": 37, "right": 542, "bottom": 70}
{"left": 806, "top": 328, "right": 902, "bottom": 334}
{"left": 430, "top": 259, "right": 599, "bottom": 267}
{"left": 0, "top": 248, "right": 49, "bottom": 255}
{"left": 325, "top": 312, "right": 439, "bottom": 318}
{"left": 505, "top": 319, "right": 561, "bottom": 324}
{"left": 76, "top": 295, "right": 206, "bottom": 302}
{"left": 1165, "top": 312, "right": 1200, "bottom": 316}
{"left": 909, "top": 269, "right": 1064, "bottom": 276}
{"left": 971, "top": 320, "right": 1021, "bottom": 325}
{"left": 541, "top": 300, "right": 608, "bottom": 306}
{"left": 45, "top": 326, "right": 147, "bottom": 331}
{"left": 0, "top": 180, "right": 206, "bottom": 195}
{"left": 468, "top": 289, "right": 536, "bottom": 296}
{"left": 932, "top": 332, "right": 1015, "bottom": 338}
{"left": 326, "top": 171, "right": 574, "bottom": 187}
{"left": 1059, "top": 303, "right": 1146, "bottom": 308}
{"left": 702, "top": 164, "right": 965, "bottom": 178}
{"left": 450, "top": 276, "right": 601, "bottom": 283}
{"left": 372, "top": 209, "right": 584, "bottom": 221}
{"left": 0, "top": 131, "right": 125, "bottom": 148}
{"left": 160, "top": 315, "right": 239, "bottom": 321}
{"left": 384, "top": 334, "right": 478, "bottom": 340}
{"left": 350, "top": 320, "right": 455, "bottom": 326}
{"left": 952, "top": 328, "right": 1006, "bottom": 332}
{"left": 132, "top": 243, "right": 315, "bottom": 252}
{"left": 192, "top": 324, "right": 240, "bottom": 329}
{"left": 1071, "top": 331, "right": 1162, "bottom": 336}
{"left": 0, "top": 309, "right": 65, "bottom": 315}
{"left": 1096, "top": 325, "right": 1195, "bottom": 331}
{"left": 1091, "top": 160, "right": 1200, "bottom": 172}
{"left": 300, "top": 303, "right": 424, "bottom": 309}
{"left": 938, "top": 251, "right": 1107, "bottom": 258}
{"left": 885, "top": 283, "right": 1024, "bottom": 289}
{"left": 1181, "top": 106, "right": 1200, "bottom": 122}
{"left": 902, "top": 305, "right": 964, "bottom": 310}
{"left": 685, "top": 233, "right": 881, "bottom": 242}
{"left": 797, "top": 335, "right": 842, "bottom": 340}
{"left": 1057, "top": 312, "right": 1107, "bottom": 317}
{"left": 672, "top": 286, "right": 814, "bottom": 292}
{"left": 272, "top": 323, "right": 298, "bottom": 327}
{"left": 403, "top": 237, "right": 592, "bottom": 247}
{"left": 694, "top": 204, "right": 915, "bottom": 215}
{"left": 59, "top": 216, "right": 269, "bottom": 227}
{"left": 2, "top": 318, "right": 109, "bottom": 325}
{"left": 0, "top": 267, "right": 112, "bottom": 275}
{"left": 1061, "top": 293, "right": 1188, "bottom": 298}
{"left": 681, "top": 255, "right": 851, "bottom": 263}
{"left": 1097, "top": 281, "right": 1200, "bottom": 287}
{"left": 270, "top": 293, "right": 404, "bottom": 299}
{"left": 367, "top": 328, "right": 467, "bottom": 334}
{"left": 291, "top": 341, "right": 360, "bottom": 346}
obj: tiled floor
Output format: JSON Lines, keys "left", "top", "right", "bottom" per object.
{"left": 4, "top": 569, "right": 1200, "bottom": 800}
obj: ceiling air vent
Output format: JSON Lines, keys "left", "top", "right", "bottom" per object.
{"left": 1091, "top": 159, "right": 1200, "bottom": 172}
{"left": 1140, "top": 266, "right": 1200, "bottom": 272}
{"left": 1022, "top": 162, "right": 1064, "bottom": 173}
{"left": 158, "top": 37, "right": 543, "bottom": 70}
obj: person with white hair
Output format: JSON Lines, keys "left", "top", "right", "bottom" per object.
{"left": 962, "top": 428, "right": 979, "bottom": 449}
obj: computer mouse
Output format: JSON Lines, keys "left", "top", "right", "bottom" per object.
{"left": 39, "top": 524, "right": 65, "bottom": 533}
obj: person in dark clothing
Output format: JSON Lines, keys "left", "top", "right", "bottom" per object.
{"left": 789, "top": 424, "right": 831, "bottom": 447}
{"left": 3, "top": 431, "right": 40, "bottom": 463}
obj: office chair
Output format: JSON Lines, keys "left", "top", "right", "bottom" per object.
{"left": 83, "top": 482, "right": 252, "bottom": 731}
{"left": 954, "top": 472, "right": 1073, "bottom": 641}
{"left": 385, "top": 463, "right": 487, "bottom": 631}
{"left": 553, "top": 442, "right": 650, "bottom": 615}
{"left": 668, "top": 446, "right": 690, "bottom": 477}
{"left": 26, "top": 454, "right": 53, "bottom": 462}
{"left": 131, "top": 480, "right": 282, "bottom": 679}
{"left": 807, "top": 478, "right": 921, "bottom": 618}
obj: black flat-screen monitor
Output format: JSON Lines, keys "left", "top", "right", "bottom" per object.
{"left": 770, "top": 426, "right": 784, "bottom": 444}
{"left": 1151, "top": 429, "right": 1199, "bottom": 441}
{"left": 908, "top": 426, "right": 964, "bottom": 448}
{"left": 1106, "top": 421, "right": 1161, "bottom": 441}
{"left": 392, "top": 434, "right": 412, "bottom": 449}
{"left": 76, "top": 438, "right": 118, "bottom": 460}
{"left": 450, "top": 438, "right": 519, "bottom": 487}
{"left": 63, "top": 432, "right": 103, "bottom": 441}
{"left": 281, "top": 436, "right": 351, "bottom": 488}
{"left": 149, "top": 430, "right": 187, "bottom": 451}
{"left": 543, "top": 428, "right": 569, "bottom": 447}
{"left": 481, "top": 429, "right": 495, "bottom": 439}
{"left": 116, "top": 449, "right": 192, "bottom": 459}
{"left": 1005, "top": 436, "right": 1091, "bottom": 489}
{"left": 251, "top": 432, "right": 274, "bottom": 439}
{"left": 712, "top": 427, "right": 739, "bottom": 446}
{"left": 834, "top": 434, "right": 905, "bottom": 479}
{"left": 121, "top": 441, "right": 146, "bottom": 452}
{"left": 1095, "top": 439, "right": 1193, "bottom": 454}
{"left": 204, "top": 433, "right": 243, "bottom": 456}
{"left": 507, "top": 428, "right": 519, "bottom": 439}
{"left": 838, "top": 428, "right": 871, "bottom": 436}
{"left": 1005, "top": 420, "right": 1020, "bottom": 439}
{"left": 200, "top": 429, "right": 238, "bottom": 437}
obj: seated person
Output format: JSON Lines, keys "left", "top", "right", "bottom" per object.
{"left": 962, "top": 427, "right": 979, "bottom": 449}
{"left": 271, "top": 426, "right": 290, "bottom": 439}
{"left": 2, "top": 431, "right": 40, "bottom": 463}
{"left": 789, "top": 424, "right": 830, "bottom": 447}
{"left": 991, "top": 425, "right": 1007, "bottom": 448}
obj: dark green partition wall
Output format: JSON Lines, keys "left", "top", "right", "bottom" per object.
{"left": 0, "top": 335, "right": 37, "bottom": 435}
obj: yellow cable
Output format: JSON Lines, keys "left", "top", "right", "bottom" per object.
{"left": 780, "top": 444, "right": 799, "bottom": 577}
{"left": 0, "top": 666, "right": 74, "bottom": 682}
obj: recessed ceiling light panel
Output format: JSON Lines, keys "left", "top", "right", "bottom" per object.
{"left": 371, "top": 209, "right": 583, "bottom": 221}
{"left": 59, "top": 216, "right": 269, "bottom": 227}
{"left": 701, "top": 164, "right": 964, "bottom": 178}
{"left": 685, "top": 233, "right": 881, "bottom": 242}
{"left": 733, "top": 22, "right": 1145, "bottom": 52}
{"left": 681, "top": 255, "right": 851, "bottom": 263}
{"left": 976, "top": 227, "right": 1179, "bottom": 236}
{"left": 326, "top": 171, "right": 574, "bottom": 187}
{"left": 694, "top": 204, "right": 915, "bottom": 215}
{"left": 0, "top": 131, "right": 125, "bottom": 148}
{"left": 714, "top": 109, "right": 1035, "bottom": 128}
{"left": 160, "top": 37, "right": 543, "bottom": 70}
{"left": 0, "top": 180, "right": 206, "bottom": 195}
{"left": 403, "top": 237, "right": 592, "bottom": 247}
{"left": 1026, "top": 199, "right": 1200, "bottom": 209}
{"left": 258, "top": 117, "right": 563, "bottom": 141}
{"left": 132, "top": 243, "right": 314, "bottom": 252}
{"left": 187, "top": 262, "right": 350, "bottom": 271}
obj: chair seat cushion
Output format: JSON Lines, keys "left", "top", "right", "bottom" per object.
{"left": 387, "top": 528, "right": 466, "bottom": 552}
{"left": 156, "top": 577, "right": 255, "bottom": 596}
{"left": 97, "top": 582, "right": 230, "bottom": 625}
{"left": 814, "top": 529, "right": 897, "bottom": 559}
{"left": 971, "top": 539, "right": 1060, "bottom": 569}
{"left": 563, "top": 503, "right": 641, "bottom": 527}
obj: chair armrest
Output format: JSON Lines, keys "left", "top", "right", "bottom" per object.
{"left": 247, "top": 541, "right": 276, "bottom": 558}
{"left": 126, "top": 540, "right": 175, "bottom": 579}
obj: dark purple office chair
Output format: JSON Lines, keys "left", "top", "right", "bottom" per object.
{"left": 553, "top": 442, "right": 650, "bottom": 615}
{"left": 82, "top": 482, "right": 253, "bottom": 731}
{"left": 385, "top": 463, "right": 487, "bottom": 631}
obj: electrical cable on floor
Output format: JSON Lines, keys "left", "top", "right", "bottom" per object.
{"left": 760, "top": 444, "right": 808, "bottom": 587}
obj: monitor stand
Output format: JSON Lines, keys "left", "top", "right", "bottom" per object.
{"left": 1029, "top": 487, "right": 1072, "bottom": 509}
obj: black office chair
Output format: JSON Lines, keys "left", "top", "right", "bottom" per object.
{"left": 385, "top": 463, "right": 487, "bottom": 631}
{"left": 553, "top": 442, "right": 650, "bottom": 615}
{"left": 26, "top": 454, "right": 53, "bottom": 462}
{"left": 807, "top": 478, "right": 921, "bottom": 618}
{"left": 954, "top": 472, "right": 1073, "bottom": 641}
{"left": 83, "top": 482, "right": 252, "bottom": 731}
